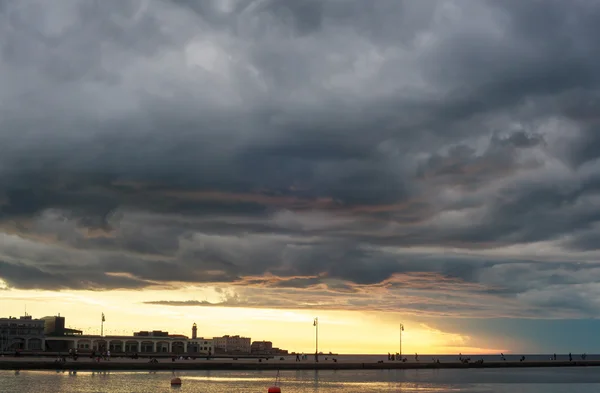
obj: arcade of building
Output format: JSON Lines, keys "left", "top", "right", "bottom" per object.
{"left": 1, "top": 314, "right": 288, "bottom": 356}
{"left": 54, "top": 334, "right": 211, "bottom": 354}
{"left": 1, "top": 315, "right": 215, "bottom": 355}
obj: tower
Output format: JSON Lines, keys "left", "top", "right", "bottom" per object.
{"left": 192, "top": 323, "right": 197, "bottom": 339}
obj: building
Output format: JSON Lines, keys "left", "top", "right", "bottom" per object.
{"left": 251, "top": 340, "right": 288, "bottom": 355}
{"left": 133, "top": 330, "right": 169, "bottom": 337}
{"left": 0, "top": 315, "right": 45, "bottom": 352}
{"left": 37, "top": 318, "right": 211, "bottom": 355}
{"left": 213, "top": 335, "right": 251, "bottom": 354}
{"left": 251, "top": 340, "right": 272, "bottom": 354}
{"left": 46, "top": 330, "right": 191, "bottom": 354}
{"left": 187, "top": 337, "right": 214, "bottom": 355}
{"left": 73, "top": 334, "right": 189, "bottom": 353}
{"left": 41, "top": 315, "right": 84, "bottom": 352}
{"left": 186, "top": 323, "right": 213, "bottom": 355}
{"left": 41, "top": 315, "right": 83, "bottom": 336}
{"left": 1, "top": 315, "right": 237, "bottom": 356}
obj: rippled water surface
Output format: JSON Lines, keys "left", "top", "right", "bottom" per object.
{"left": 2, "top": 368, "right": 600, "bottom": 393}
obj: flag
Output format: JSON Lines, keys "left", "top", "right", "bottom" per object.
{"left": 400, "top": 324, "right": 404, "bottom": 331}
{"left": 313, "top": 318, "right": 318, "bottom": 326}
{"left": 102, "top": 313, "right": 105, "bottom": 322}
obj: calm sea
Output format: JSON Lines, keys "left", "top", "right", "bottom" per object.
{"left": 2, "top": 368, "right": 600, "bottom": 393}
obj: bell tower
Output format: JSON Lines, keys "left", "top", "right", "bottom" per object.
{"left": 192, "top": 322, "right": 197, "bottom": 339}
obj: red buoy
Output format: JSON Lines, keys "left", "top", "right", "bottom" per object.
{"left": 171, "top": 377, "right": 182, "bottom": 386}
{"left": 268, "top": 387, "right": 281, "bottom": 393}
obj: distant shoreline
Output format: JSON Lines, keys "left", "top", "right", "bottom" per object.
{"left": 2, "top": 359, "right": 600, "bottom": 371}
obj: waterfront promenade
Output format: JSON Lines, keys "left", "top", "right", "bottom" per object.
{"left": 1, "top": 355, "right": 599, "bottom": 371}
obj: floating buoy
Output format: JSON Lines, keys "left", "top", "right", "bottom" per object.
{"left": 268, "top": 369, "right": 281, "bottom": 392}
{"left": 171, "top": 377, "right": 182, "bottom": 386}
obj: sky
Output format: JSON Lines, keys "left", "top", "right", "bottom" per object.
{"left": 2, "top": 0, "right": 600, "bottom": 355}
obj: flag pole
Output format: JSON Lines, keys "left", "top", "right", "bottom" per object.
{"left": 101, "top": 313, "right": 105, "bottom": 337}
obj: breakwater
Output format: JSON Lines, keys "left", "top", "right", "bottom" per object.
{"left": 2, "top": 358, "right": 600, "bottom": 371}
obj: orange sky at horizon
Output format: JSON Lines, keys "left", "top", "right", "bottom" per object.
{"left": 0, "top": 285, "right": 509, "bottom": 355}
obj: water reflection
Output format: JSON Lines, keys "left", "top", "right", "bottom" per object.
{"left": 1, "top": 368, "right": 599, "bottom": 393}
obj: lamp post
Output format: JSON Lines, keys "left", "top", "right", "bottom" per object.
{"left": 399, "top": 323, "right": 404, "bottom": 359}
{"left": 101, "top": 313, "right": 105, "bottom": 337}
{"left": 313, "top": 317, "right": 319, "bottom": 362}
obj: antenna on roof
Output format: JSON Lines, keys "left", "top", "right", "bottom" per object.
{"left": 24, "top": 304, "right": 27, "bottom": 317}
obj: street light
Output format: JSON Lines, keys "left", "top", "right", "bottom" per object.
{"left": 313, "top": 317, "right": 319, "bottom": 362}
{"left": 399, "top": 323, "right": 404, "bottom": 359}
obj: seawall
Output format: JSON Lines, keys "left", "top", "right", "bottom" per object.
{"left": 2, "top": 359, "right": 600, "bottom": 371}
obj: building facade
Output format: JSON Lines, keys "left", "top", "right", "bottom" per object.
{"left": 0, "top": 315, "right": 243, "bottom": 356}
{"left": 0, "top": 315, "right": 45, "bottom": 352}
{"left": 50, "top": 335, "right": 212, "bottom": 355}
{"left": 213, "top": 335, "right": 251, "bottom": 354}
{"left": 251, "top": 340, "right": 273, "bottom": 354}
{"left": 133, "top": 330, "right": 169, "bottom": 337}
{"left": 187, "top": 338, "right": 214, "bottom": 355}
{"left": 250, "top": 341, "right": 288, "bottom": 355}
{"left": 71, "top": 335, "right": 189, "bottom": 353}
{"left": 41, "top": 315, "right": 83, "bottom": 337}
{"left": 43, "top": 323, "right": 213, "bottom": 355}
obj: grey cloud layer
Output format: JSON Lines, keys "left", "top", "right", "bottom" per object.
{"left": 2, "top": 0, "right": 600, "bottom": 318}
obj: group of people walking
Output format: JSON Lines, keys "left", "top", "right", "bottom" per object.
{"left": 387, "top": 352, "right": 410, "bottom": 362}
{"left": 66, "top": 348, "right": 111, "bottom": 362}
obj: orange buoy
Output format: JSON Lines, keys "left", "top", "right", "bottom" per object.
{"left": 171, "top": 377, "right": 182, "bottom": 386}
{"left": 268, "top": 387, "right": 281, "bottom": 393}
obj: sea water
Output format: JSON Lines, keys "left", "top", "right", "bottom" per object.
{"left": 2, "top": 368, "right": 600, "bottom": 393}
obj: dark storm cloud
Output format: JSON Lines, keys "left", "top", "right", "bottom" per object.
{"left": 2, "top": 0, "right": 600, "bottom": 318}
{"left": 0, "top": 259, "right": 149, "bottom": 290}
{"left": 416, "top": 130, "right": 545, "bottom": 189}
{"left": 0, "top": 260, "right": 80, "bottom": 290}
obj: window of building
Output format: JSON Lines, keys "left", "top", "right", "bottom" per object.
{"left": 28, "top": 340, "right": 42, "bottom": 350}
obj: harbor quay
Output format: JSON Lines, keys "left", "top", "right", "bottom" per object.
{"left": 2, "top": 355, "right": 600, "bottom": 371}
{"left": 4, "top": 313, "right": 598, "bottom": 372}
